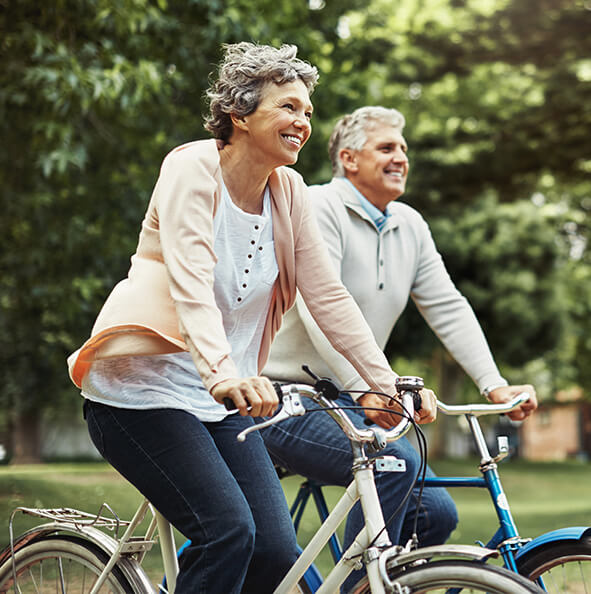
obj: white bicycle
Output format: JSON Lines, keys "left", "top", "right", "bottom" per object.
{"left": 0, "top": 376, "right": 542, "bottom": 593}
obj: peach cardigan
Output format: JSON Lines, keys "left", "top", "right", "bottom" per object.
{"left": 68, "top": 139, "right": 397, "bottom": 394}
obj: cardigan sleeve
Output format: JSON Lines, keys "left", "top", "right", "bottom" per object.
{"left": 292, "top": 189, "right": 373, "bottom": 397}
{"left": 155, "top": 146, "right": 239, "bottom": 390}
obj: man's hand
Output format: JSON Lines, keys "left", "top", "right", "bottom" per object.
{"left": 211, "top": 376, "right": 279, "bottom": 417}
{"left": 358, "top": 388, "right": 437, "bottom": 429}
{"left": 414, "top": 388, "right": 437, "bottom": 424}
{"left": 486, "top": 384, "right": 537, "bottom": 421}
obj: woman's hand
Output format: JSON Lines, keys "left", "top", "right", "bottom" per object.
{"left": 358, "top": 388, "right": 437, "bottom": 429}
{"left": 211, "top": 376, "right": 279, "bottom": 417}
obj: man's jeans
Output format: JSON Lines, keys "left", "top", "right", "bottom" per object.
{"left": 84, "top": 400, "right": 299, "bottom": 594}
{"left": 260, "top": 392, "right": 458, "bottom": 591}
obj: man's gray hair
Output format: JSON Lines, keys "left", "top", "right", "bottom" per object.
{"left": 205, "top": 42, "right": 319, "bottom": 142}
{"left": 328, "top": 106, "right": 406, "bottom": 177}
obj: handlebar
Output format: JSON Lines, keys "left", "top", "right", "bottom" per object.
{"left": 232, "top": 374, "right": 531, "bottom": 445}
{"left": 436, "top": 392, "right": 530, "bottom": 417}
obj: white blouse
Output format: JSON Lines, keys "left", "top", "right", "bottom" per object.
{"left": 82, "top": 182, "right": 278, "bottom": 422}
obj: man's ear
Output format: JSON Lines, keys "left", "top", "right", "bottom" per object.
{"left": 340, "top": 148, "right": 358, "bottom": 173}
{"left": 230, "top": 112, "right": 248, "bottom": 132}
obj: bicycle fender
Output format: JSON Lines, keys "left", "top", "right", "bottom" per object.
{"left": 381, "top": 543, "right": 499, "bottom": 570}
{"left": 0, "top": 522, "right": 153, "bottom": 593}
{"left": 515, "top": 526, "right": 591, "bottom": 560}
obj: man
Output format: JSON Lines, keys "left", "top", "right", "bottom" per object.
{"left": 261, "top": 106, "right": 537, "bottom": 589}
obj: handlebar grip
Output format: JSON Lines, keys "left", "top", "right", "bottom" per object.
{"left": 224, "top": 385, "right": 285, "bottom": 411}
{"left": 412, "top": 392, "right": 422, "bottom": 411}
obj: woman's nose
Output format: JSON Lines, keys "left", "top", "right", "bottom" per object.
{"left": 295, "top": 115, "right": 310, "bottom": 130}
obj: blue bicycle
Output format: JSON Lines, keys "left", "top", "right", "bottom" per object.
{"left": 287, "top": 395, "right": 591, "bottom": 593}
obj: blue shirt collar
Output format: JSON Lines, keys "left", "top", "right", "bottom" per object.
{"left": 342, "top": 178, "right": 391, "bottom": 231}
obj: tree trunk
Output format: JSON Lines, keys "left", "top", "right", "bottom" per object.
{"left": 428, "top": 349, "right": 465, "bottom": 458}
{"left": 10, "top": 408, "right": 42, "bottom": 464}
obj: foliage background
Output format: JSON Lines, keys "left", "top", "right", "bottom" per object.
{"left": 1, "top": 0, "right": 590, "bottom": 461}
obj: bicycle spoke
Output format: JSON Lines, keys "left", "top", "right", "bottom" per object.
{"left": 57, "top": 557, "right": 66, "bottom": 593}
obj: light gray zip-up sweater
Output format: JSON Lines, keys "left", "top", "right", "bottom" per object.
{"left": 263, "top": 177, "right": 506, "bottom": 396}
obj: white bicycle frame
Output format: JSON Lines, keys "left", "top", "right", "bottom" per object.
{"left": 277, "top": 460, "right": 393, "bottom": 593}
{"left": 247, "top": 382, "right": 415, "bottom": 594}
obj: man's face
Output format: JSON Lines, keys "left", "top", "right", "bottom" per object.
{"left": 343, "top": 125, "right": 409, "bottom": 211}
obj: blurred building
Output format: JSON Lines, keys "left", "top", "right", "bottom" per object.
{"left": 519, "top": 388, "right": 591, "bottom": 461}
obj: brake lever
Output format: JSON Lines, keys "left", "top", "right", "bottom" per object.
{"left": 236, "top": 387, "right": 305, "bottom": 442}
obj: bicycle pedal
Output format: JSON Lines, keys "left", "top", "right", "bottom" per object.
{"left": 374, "top": 456, "right": 406, "bottom": 472}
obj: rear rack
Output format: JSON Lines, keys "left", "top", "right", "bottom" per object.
{"left": 10, "top": 502, "right": 128, "bottom": 536}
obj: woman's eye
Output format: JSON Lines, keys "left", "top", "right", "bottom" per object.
{"left": 305, "top": 112, "right": 312, "bottom": 120}
{"left": 283, "top": 103, "right": 295, "bottom": 110}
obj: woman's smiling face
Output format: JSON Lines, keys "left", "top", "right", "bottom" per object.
{"left": 239, "top": 79, "right": 313, "bottom": 168}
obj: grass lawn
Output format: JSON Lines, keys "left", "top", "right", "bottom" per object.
{"left": 0, "top": 458, "right": 589, "bottom": 582}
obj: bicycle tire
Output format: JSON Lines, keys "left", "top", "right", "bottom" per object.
{"left": 516, "top": 536, "right": 591, "bottom": 593}
{"left": 349, "top": 559, "right": 542, "bottom": 593}
{"left": 0, "top": 534, "right": 136, "bottom": 593}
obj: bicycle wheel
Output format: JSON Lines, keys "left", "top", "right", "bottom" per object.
{"left": 349, "top": 559, "right": 542, "bottom": 593}
{"left": 517, "top": 537, "right": 591, "bottom": 593}
{"left": 0, "top": 535, "right": 136, "bottom": 593}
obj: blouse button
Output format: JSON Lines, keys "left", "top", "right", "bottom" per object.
{"left": 248, "top": 254, "right": 253, "bottom": 259}
{"left": 254, "top": 225, "right": 259, "bottom": 230}
{"left": 237, "top": 297, "right": 242, "bottom": 302}
{"left": 245, "top": 269, "right": 249, "bottom": 273}
{"left": 378, "top": 283, "right": 384, "bottom": 290}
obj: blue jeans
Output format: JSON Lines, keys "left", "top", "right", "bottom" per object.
{"left": 260, "top": 392, "right": 458, "bottom": 592}
{"left": 84, "top": 400, "right": 299, "bottom": 594}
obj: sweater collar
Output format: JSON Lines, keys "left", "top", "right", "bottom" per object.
{"left": 333, "top": 177, "right": 399, "bottom": 232}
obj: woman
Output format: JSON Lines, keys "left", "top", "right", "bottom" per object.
{"left": 68, "top": 42, "right": 435, "bottom": 593}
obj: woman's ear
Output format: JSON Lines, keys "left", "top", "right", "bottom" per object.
{"left": 340, "top": 148, "right": 358, "bottom": 173}
{"left": 230, "top": 112, "right": 248, "bottom": 132}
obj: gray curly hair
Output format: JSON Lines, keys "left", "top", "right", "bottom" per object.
{"left": 204, "top": 42, "right": 319, "bottom": 142}
{"left": 328, "top": 106, "right": 406, "bottom": 177}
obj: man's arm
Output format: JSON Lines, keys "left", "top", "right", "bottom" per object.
{"left": 410, "top": 216, "right": 537, "bottom": 418}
